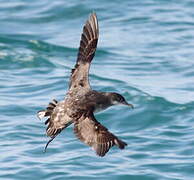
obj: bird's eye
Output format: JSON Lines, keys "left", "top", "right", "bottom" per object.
{"left": 119, "top": 97, "right": 124, "bottom": 102}
{"left": 112, "top": 93, "right": 125, "bottom": 102}
{"left": 117, "top": 96, "right": 124, "bottom": 102}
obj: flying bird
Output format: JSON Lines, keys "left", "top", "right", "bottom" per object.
{"left": 38, "top": 13, "right": 133, "bottom": 157}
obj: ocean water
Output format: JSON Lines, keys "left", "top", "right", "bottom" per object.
{"left": 1, "top": 0, "right": 194, "bottom": 179}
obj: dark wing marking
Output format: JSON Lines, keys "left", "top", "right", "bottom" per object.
{"left": 74, "top": 112, "right": 127, "bottom": 157}
{"left": 69, "top": 13, "right": 99, "bottom": 90}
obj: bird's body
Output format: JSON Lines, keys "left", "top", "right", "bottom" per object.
{"left": 38, "top": 13, "right": 133, "bottom": 157}
{"left": 46, "top": 90, "right": 112, "bottom": 136}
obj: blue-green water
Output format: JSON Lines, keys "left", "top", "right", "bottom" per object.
{"left": 1, "top": 0, "right": 194, "bottom": 179}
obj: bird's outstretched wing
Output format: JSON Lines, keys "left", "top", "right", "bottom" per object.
{"left": 74, "top": 112, "right": 127, "bottom": 157}
{"left": 69, "top": 13, "right": 99, "bottom": 90}
{"left": 37, "top": 100, "right": 72, "bottom": 152}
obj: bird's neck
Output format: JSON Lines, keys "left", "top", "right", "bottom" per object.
{"left": 93, "top": 92, "right": 113, "bottom": 113}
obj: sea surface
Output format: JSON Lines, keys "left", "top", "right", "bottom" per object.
{"left": 1, "top": 0, "right": 194, "bottom": 179}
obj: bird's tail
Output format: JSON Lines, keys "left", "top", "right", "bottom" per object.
{"left": 37, "top": 99, "right": 58, "bottom": 123}
{"left": 37, "top": 99, "right": 59, "bottom": 152}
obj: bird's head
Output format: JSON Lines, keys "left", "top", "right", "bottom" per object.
{"left": 107, "top": 92, "right": 134, "bottom": 108}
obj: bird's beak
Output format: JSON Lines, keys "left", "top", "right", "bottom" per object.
{"left": 122, "top": 101, "right": 134, "bottom": 109}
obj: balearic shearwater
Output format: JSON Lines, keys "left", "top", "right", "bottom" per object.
{"left": 38, "top": 13, "right": 133, "bottom": 157}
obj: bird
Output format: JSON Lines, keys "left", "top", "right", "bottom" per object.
{"left": 37, "top": 13, "right": 133, "bottom": 157}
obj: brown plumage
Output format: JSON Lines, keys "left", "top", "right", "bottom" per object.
{"left": 37, "top": 13, "right": 133, "bottom": 157}
{"left": 69, "top": 13, "right": 98, "bottom": 90}
{"left": 74, "top": 112, "right": 127, "bottom": 157}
